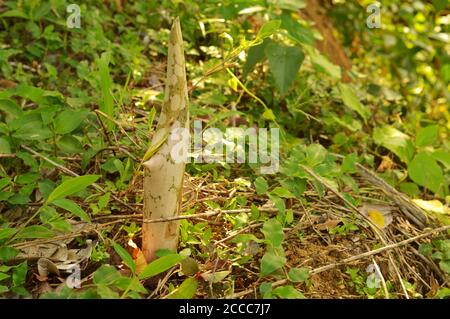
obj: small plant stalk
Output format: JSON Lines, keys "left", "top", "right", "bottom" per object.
{"left": 142, "top": 17, "right": 189, "bottom": 262}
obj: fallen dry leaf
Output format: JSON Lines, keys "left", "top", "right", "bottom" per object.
{"left": 315, "top": 219, "right": 341, "bottom": 231}
{"left": 359, "top": 204, "right": 393, "bottom": 229}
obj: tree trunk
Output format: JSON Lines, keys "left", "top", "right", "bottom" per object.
{"left": 142, "top": 17, "right": 189, "bottom": 262}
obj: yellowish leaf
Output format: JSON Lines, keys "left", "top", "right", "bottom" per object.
{"left": 359, "top": 204, "right": 393, "bottom": 229}
{"left": 412, "top": 199, "right": 450, "bottom": 215}
{"left": 368, "top": 210, "right": 386, "bottom": 228}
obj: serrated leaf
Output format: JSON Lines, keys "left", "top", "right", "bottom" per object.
{"left": 46, "top": 175, "right": 100, "bottom": 204}
{"left": 265, "top": 43, "right": 304, "bottom": 95}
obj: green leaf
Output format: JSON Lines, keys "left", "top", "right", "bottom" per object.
{"left": 12, "top": 261, "right": 27, "bottom": 287}
{"left": 288, "top": 267, "right": 310, "bottom": 283}
{"left": 57, "top": 135, "right": 83, "bottom": 153}
{"left": 416, "top": 125, "right": 438, "bottom": 147}
{"left": 112, "top": 242, "right": 136, "bottom": 274}
{"left": 373, "top": 126, "right": 414, "bottom": 163}
{"left": 399, "top": 182, "right": 420, "bottom": 197}
{"left": 418, "top": 243, "right": 433, "bottom": 256}
{"left": 46, "top": 175, "right": 100, "bottom": 204}
{"left": 268, "top": 194, "right": 286, "bottom": 214}
{"left": 167, "top": 278, "right": 198, "bottom": 299}
{"left": 265, "top": 42, "right": 304, "bottom": 95}
{"left": 432, "top": 150, "right": 450, "bottom": 169}
{"left": 262, "top": 218, "right": 284, "bottom": 247}
{"left": 54, "top": 110, "right": 86, "bottom": 134}
{"left": 243, "top": 39, "right": 270, "bottom": 76}
{"left": 11, "top": 118, "right": 53, "bottom": 140}
{"left": 270, "top": 187, "right": 295, "bottom": 199}
{"left": 0, "top": 9, "right": 29, "bottom": 19}
{"left": 257, "top": 20, "right": 281, "bottom": 39}
{"left": 262, "top": 109, "right": 276, "bottom": 121}
{"left": 432, "top": 0, "right": 449, "bottom": 11}
{"left": 0, "top": 137, "right": 11, "bottom": 154}
{"left": 0, "top": 228, "right": 16, "bottom": 240}
{"left": 200, "top": 270, "right": 231, "bottom": 283}
{"left": 304, "top": 143, "right": 328, "bottom": 167}
{"left": 272, "top": 285, "right": 305, "bottom": 299}
{"left": 439, "top": 260, "right": 450, "bottom": 274}
{"left": 0, "top": 99, "right": 23, "bottom": 119}
{"left": 0, "top": 285, "right": 8, "bottom": 294}
{"left": 139, "top": 254, "right": 183, "bottom": 280}
{"left": 52, "top": 198, "right": 91, "bottom": 222}
{"left": 0, "top": 246, "right": 20, "bottom": 261}
{"left": 16, "top": 225, "right": 54, "bottom": 239}
{"left": 96, "top": 284, "right": 120, "bottom": 299}
{"left": 259, "top": 282, "right": 273, "bottom": 298}
{"left": 254, "top": 176, "right": 268, "bottom": 195}
{"left": 0, "top": 177, "right": 11, "bottom": 191}
{"left": 436, "top": 287, "right": 450, "bottom": 299}
{"left": 260, "top": 248, "right": 286, "bottom": 276}
{"left": 304, "top": 45, "right": 341, "bottom": 79}
{"left": 98, "top": 52, "right": 115, "bottom": 131}
{"left": 281, "top": 13, "right": 314, "bottom": 45}
{"left": 338, "top": 83, "right": 370, "bottom": 121}
{"left": 93, "top": 265, "right": 122, "bottom": 285}
{"left": 408, "top": 153, "right": 444, "bottom": 195}
{"left": 441, "top": 64, "right": 450, "bottom": 84}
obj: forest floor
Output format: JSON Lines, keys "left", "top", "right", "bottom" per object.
{"left": 1, "top": 1, "right": 449, "bottom": 299}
